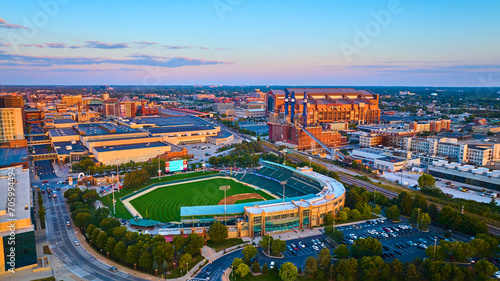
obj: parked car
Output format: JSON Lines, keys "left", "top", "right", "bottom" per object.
{"left": 109, "top": 267, "right": 118, "bottom": 273}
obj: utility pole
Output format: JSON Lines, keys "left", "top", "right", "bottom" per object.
{"left": 220, "top": 185, "right": 231, "bottom": 224}
{"left": 281, "top": 181, "right": 288, "bottom": 205}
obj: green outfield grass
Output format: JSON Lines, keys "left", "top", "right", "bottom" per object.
{"left": 101, "top": 171, "right": 218, "bottom": 220}
{"left": 129, "top": 178, "right": 275, "bottom": 222}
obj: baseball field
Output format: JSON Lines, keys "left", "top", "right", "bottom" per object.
{"left": 129, "top": 177, "right": 276, "bottom": 222}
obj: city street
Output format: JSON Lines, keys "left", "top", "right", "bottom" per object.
{"left": 43, "top": 183, "right": 147, "bottom": 281}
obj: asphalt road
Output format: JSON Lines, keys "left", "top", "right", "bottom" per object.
{"left": 43, "top": 182, "right": 147, "bottom": 281}
{"left": 193, "top": 249, "right": 243, "bottom": 281}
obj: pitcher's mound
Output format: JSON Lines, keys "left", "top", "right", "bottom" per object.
{"left": 218, "top": 193, "right": 265, "bottom": 205}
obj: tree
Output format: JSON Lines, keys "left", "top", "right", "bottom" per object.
{"left": 404, "top": 263, "right": 420, "bottom": 281}
{"left": 418, "top": 173, "right": 436, "bottom": 189}
{"left": 391, "top": 259, "right": 404, "bottom": 280}
{"left": 185, "top": 233, "right": 205, "bottom": 256}
{"left": 242, "top": 245, "right": 257, "bottom": 263}
{"left": 305, "top": 256, "right": 318, "bottom": 277}
{"left": 400, "top": 195, "right": 414, "bottom": 216}
{"left": 99, "top": 217, "right": 121, "bottom": 231}
{"left": 475, "top": 260, "right": 497, "bottom": 280}
{"left": 259, "top": 235, "right": 273, "bottom": 254}
{"left": 105, "top": 237, "right": 116, "bottom": 254}
{"left": 318, "top": 248, "right": 332, "bottom": 270}
{"left": 114, "top": 241, "right": 127, "bottom": 260}
{"left": 279, "top": 262, "right": 298, "bottom": 281}
{"left": 337, "top": 211, "right": 348, "bottom": 221}
{"left": 179, "top": 253, "right": 192, "bottom": 273}
{"left": 428, "top": 203, "right": 439, "bottom": 220}
{"left": 410, "top": 208, "right": 419, "bottom": 223}
{"left": 208, "top": 221, "right": 228, "bottom": 244}
{"left": 251, "top": 261, "right": 261, "bottom": 273}
{"left": 75, "top": 212, "right": 91, "bottom": 228}
{"left": 360, "top": 256, "right": 385, "bottom": 281}
{"left": 373, "top": 205, "right": 382, "bottom": 215}
{"left": 262, "top": 263, "right": 269, "bottom": 275}
{"left": 350, "top": 209, "right": 362, "bottom": 220}
{"left": 418, "top": 212, "right": 431, "bottom": 231}
{"left": 351, "top": 237, "right": 383, "bottom": 258}
{"left": 236, "top": 263, "right": 250, "bottom": 278}
{"left": 334, "top": 244, "right": 350, "bottom": 259}
{"left": 96, "top": 231, "right": 108, "bottom": 250}
{"left": 208, "top": 156, "right": 219, "bottom": 167}
{"left": 335, "top": 258, "right": 358, "bottom": 280}
{"left": 232, "top": 258, "right": 244, "bottom": 271}
{"left": 271, "top": 239, "right": 286, "bottom": 256}
{"left": 331, "top": 228, "right": 344, "bottom": 244}
{"left": 138, "top": 251, "right": 153, "bottom": 270}
{"left": 323, "top": 213, "right": 334, "bottom": 226}
{"left": 153, "top": 242, "right": 174, "bottom": 264}
{"left": 385, "top": 205, "right": 401, "bottom": 221}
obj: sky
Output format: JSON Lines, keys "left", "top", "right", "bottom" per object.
{"left": 0, "top": 0, "right": 499, "bottom": 86}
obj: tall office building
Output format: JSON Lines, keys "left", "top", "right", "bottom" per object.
{"left": 0, "top": 108, "right": 24, "bottom": 142}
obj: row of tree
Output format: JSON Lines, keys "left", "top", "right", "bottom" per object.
{"left": 64, "top": 187, "right": 205, "bottom": 276}
{"left": 208, "top": 141, "right": 263, "bottom": 167}
{"left": 36, "top": 190, "right": 46, "bottom": 229}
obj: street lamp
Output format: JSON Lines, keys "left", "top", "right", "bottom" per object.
{"left": 220, "top": 185, "right": 231, "bottom": 224}
{"left": 281, "top": 180, "right": 288, "bottom": 205}
{"left": 157, "top": 150, "right": 162, "bottom": 180}
{"left": 416, "top": 208, "right": 421, "bottom": 230}
{"left": 116, "top": 159, "right": 119, "bottom": 193}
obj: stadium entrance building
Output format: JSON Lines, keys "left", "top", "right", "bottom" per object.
{"left": 178, "top": 161, "right": 345, "bottom": 238}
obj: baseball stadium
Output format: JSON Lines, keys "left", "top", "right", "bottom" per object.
{"left": 119, "top": 160, "right": 346, "bottom": 238}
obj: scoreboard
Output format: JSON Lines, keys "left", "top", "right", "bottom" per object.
{"left": 165, "top": 159, "right": 188, "bottom": 172}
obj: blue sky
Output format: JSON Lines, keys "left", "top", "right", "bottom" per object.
{"left": 0, "top": 0, "right": 499, "bottom": 86}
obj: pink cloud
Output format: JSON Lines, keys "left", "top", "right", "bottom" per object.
{"left": 0, "top": 17, "right": 28, "bottom": 29}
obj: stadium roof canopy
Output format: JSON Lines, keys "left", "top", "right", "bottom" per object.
{"left": 180, "top": 194, "right": 316, "bottom": 217}
{"left": 129, "top": 218, "right": 161, "bottom": 227}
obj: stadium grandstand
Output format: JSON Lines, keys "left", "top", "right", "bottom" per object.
{"left": 170, "top": 160, "right": 345, "bottom": 238}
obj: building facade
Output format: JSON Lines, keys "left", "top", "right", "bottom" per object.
{"left": 0, "top": 108, "right": 24, "bottom": 142}
{"left": 266, "top": 88, "right": 380, "bottom": 125}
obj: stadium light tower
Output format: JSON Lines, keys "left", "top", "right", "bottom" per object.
{"left": 281, "top": 180, "right": 288, "bottom": 205}
{"left": 308, "top": 156, "right": 312, "bottom": 168}
{"left": 220, "top": 185, "right": 231, "bottom": 223}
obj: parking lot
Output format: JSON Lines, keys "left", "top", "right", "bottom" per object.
{"left": 336, "top": 219, "right": 459, "bottom": 262}
{"left": 255, "top": 219, "right": 460, "bottom": 271}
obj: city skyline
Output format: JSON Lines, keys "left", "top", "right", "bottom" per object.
{"left": 0, "top": 0, "right": 499, "bottom": 86}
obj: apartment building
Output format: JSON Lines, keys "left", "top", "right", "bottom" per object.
{"left": 359, "top": 134, "right": 383, "bottom": 147}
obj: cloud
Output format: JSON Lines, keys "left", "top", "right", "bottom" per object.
{"left": 133, "top": 41, "right": 158, "bottom": 46}
{"left": 20, "top": 44, "right": 45, "bottom": 48}
{"left": 85, "top": 41, "right": 129, "bottom": 49}
{"left": 164, "top": 45, "right": 192, "bottom": 49}
{"left": 0, "top": 51, "right": 233, "bottom": 68}
{"left": 0, "top": 43, "right": 12, "bottom": 47}
{"left": 0, "top": 17, "right": 28, "bottom": 29}
{"left": 46, "top": 43, "right": 68, "bottom": 48}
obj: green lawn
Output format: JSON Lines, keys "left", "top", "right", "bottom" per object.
{"left": 207, "top": 238, "right": 246, "bottom": 252}
{"left": 101, "top": 171, "right": 218, "bottom": 220}
{"left": 101, "top": 188, "right": 135, "bottom": 219}
{"left": 130, "top": 178, "right": 275, "bottom": 222}
{"left": 234, "top": 198, "right": 265, "bottom": 205}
